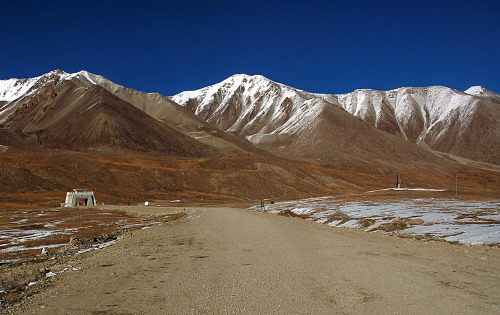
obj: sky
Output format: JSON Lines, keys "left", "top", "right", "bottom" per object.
{"left": 1, "top": 0, "right": 499, "bottom": 95}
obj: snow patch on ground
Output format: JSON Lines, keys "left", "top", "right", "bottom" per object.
{"left": 291, "top": 208, "right": 315, "bottom": 215}
{"left": 250, "top": 197, "right": 499, "bottom": 245}
{"left": 0, "top": 243, "right": 66, "bottom": 253}
{"left": 367, "top": 188, "right": 446, "bottom": 193}
{"left": 75, "top": 240, "right": 116, "bottom": 255}
{"left": 0, "top": 258, "right": 21, "bottom": 265}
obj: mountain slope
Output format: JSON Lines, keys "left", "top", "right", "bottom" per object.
{"left": 0, "top": 70, "right": 266, "bottom": 155}
{"left": 2, "top": 71, "right": 498, "bottom": 164}
{"left": 172, "top": 75, "right": 450, "bottom": 172}
{"left": 1, "top": 78, "right": 218, "bottom": 156}
{"left": 172, "top": 74, "right": 500, "bottom": 164}
{"left": 329, "top": 86, "right": 500, "bottom": 164}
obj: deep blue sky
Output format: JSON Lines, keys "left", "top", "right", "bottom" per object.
{"left": 1, "top": 0, "right": 499, "bottom": 95}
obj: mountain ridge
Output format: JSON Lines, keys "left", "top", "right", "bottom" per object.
{"left": 171, "top": 74, "right": 499, "bottom": 164}
{"left": 0, "top": 70, "right": 499, "bottom": 209}
{"left": 0, "top": 74, "right": 219, "bottom": 156}
{"left": 0, "top": 70, "right": 267, "bottom": 155}
{"left": 1, "top": 70, "right": 498, "bottom": 164}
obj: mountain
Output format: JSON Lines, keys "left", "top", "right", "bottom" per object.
{"left": 0, "top": 128, "right": 41, "bottom": 149}
{"left": 0, "top": 70, "right": 499, "bottom": 209}
{"left": 172, "top": 74, "right": 500, "bottom": 165}
{"left": 329, "top": 86, "right": 500, "bottom": 164}
{"left": 0, "top": 71, "right": 217, "bottom": 156}
{"left": 0, "top": 70, "right": 267, "bottom": 155}
{"left": 2, "top": 70, "right": 498, "bottom": 165}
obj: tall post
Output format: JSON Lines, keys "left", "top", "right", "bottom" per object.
{"left": 456, "top": 174, "right": 459, "bottom": 199}
{"left": 397, "top": 174, "right": 401, "bottom": 188}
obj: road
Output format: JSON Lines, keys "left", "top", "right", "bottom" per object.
{"left": 9, "top": 207, "right": 499, "bottom": 314}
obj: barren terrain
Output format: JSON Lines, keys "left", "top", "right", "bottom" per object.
{"left": 2, "top": 206, "right": 498, "bottom": 314}
{"left": 1, "top": 145, "right": 499, "bottom": 212}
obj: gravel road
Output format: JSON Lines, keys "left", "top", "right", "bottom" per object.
{"left": 8, "top": 207, "right": 499, "bottom": 314}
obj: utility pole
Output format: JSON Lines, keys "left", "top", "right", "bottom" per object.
{"left": 455, "top": 174, "right": 459, "bottom": 199}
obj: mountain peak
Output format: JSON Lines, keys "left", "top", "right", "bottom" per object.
{"left": 227, "top": 73, "right": 267, "bottom": 80}
{"left": 465, "top": 86, "right": 487, "bottom": 95}
{"left": 223, "top": 74, "right": 272, "bottom": 86}
{"left": 47, "top": 69, "right": 67, "bottom": 76}
{"left": 464, "top": 86, "right": 500, "bottom": 101}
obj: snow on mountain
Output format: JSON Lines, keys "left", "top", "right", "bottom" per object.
{"left": 332, "top": 86, "right": 473, "bottom": 141}
{"left": 171, "top": 74, "right": 324, "bottom": 138}
{"left": 0, "top": 69, "right": 191, "bottom": 125}
{"left": 464, "top": 85, "right": 500, "bottom": 103}
{"left": 1, "top": 70, "right": 498, "bottom": 164}
{"left": 0, "top": 70, "right": 84, "bottom": 122}
{"left": 0, "top": 70, "right": 264, "bottom": 154}
{"left": 171, "top": 75, "right": 451, "bottom": 169}
{"left": 331, "top": 86, "right": 499, "bottom": 163}
{"left": 0, "top": 77, "right": 39, "bottom": 103}
{"left": 465, "top": 86, "right": 487, "bottom": 95}
{"left": 172, "top": 75, "right": 500, "bottom": 164}
{"left": 0, "top": 70, "right": 98, "bottom": 104}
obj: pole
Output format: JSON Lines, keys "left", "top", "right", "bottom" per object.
{"left": 455, "top": 174, "right": 458, "bottom": 199}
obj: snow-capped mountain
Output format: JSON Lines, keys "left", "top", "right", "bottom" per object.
{"left": 0, "top": 70, "right": 219, "bottom": 156}
{"left": 172, "top": 75, "right": 450, "bottom": 169}
{"left": 0, "top": 70, "right": 264, "bottom": 154}
{"left": 171, "top": 74, "right": 325, "bottom": 137}
{"left": 1, "top": 70, "right": 498, "bottom": 165}
{"left": 172, "top": 75, "right": 500, "bottom": 164}
{"left": 1, "top": 70, "right": 195, "bottom": 128}
{"left": 0, "top": 70, "right": 106, "bottom": 121}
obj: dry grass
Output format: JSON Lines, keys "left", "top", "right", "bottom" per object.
{"left": 371, "top": 217, "right": 428, "bottom": 232}
{"left": 358, "top": 218, "right": 376, "bottom": 228}
{"left": 278, "top": 210, "right": 310, "bottom": 219}
{"left": 324, "top": 212, "right": 353, "bottom": 225}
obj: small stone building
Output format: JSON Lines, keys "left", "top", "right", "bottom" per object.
{"left": 63, "top": 189, "right": 97, "bottom": 207}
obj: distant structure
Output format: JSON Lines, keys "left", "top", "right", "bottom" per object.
{"left": 63, "top": 189, "right": 97, "bottom": 207}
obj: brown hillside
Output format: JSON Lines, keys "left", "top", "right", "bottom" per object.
{"left": 3, "top": 81, "right": 218, "bottom": 157}
{"left": 253, "top": 100, "right": 453, "bottom": 174}
{"left": 422, "top": 100, "right": 500, "bottom": 164}
{"left": 1, "top": 146, "right": 498, "bottom": 210}
{"left": 0, "top": 128, "right": 41, "bottom": 149}
{"left": 63, "top": 71, "right": 268, "bottom": 155}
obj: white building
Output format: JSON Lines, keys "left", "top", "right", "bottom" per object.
{"left": 63, "top": 189, "right": 97, "bottom": 207}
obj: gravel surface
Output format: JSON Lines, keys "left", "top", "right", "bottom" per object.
{"left": 5, "top": 206, "right": 499, "bottom": 314}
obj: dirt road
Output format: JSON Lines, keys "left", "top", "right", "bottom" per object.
{"left": 8, "top": 207, "right": 499, "bottom": 314}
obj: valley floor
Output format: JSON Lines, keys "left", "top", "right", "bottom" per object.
{"left": 3, "top": 206, "right": 499, "bottom": 314}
